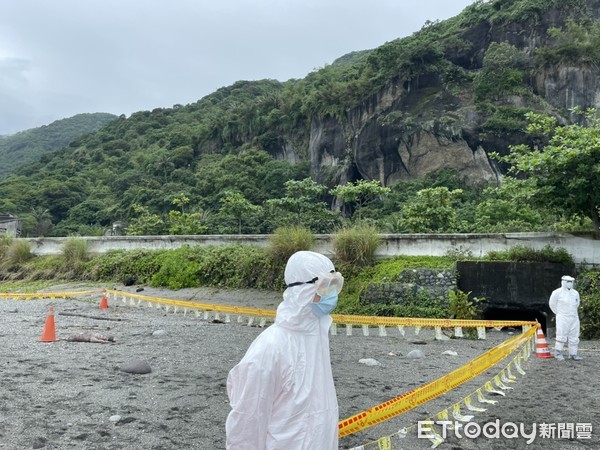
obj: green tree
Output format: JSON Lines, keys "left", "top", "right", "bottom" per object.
{"left": 149, "top": 148, "right": 174, "bottom": 183}
{"left": 126, "top": 204, "right": 166, "bottom": 236}
{"left": 474, "top": 42, "right": 529, "bottom": 102}
{"left": 195, "top": 150, "right": 305, "bottom": 211}
{"left": 266, "top": 178, "right": 340, "bottom": 232}
{"left": 471, "top": 180, "right": 544, "bottom": 232}
{"left": 537, "top": 19, "right": 600, "bottom": 67}
{"left": 400, "top": 187, "right": 463, "bottom": 232}
{"left": 167, "top": 194, "right": 207, "bottom": 235}
{"left": 330, "top": 179, "right": 391, "bottom": 220}
{"left": 168, "top": 210, "right": 207, "bottom": 235}
{"left": 493, "top": 108, "right": 600, "bottom": 230}
{"left": 218, "top": 191, "right": 262, "bottom": 234}
{"left": 29, "top": 207, "right": 53, "bottom": 237}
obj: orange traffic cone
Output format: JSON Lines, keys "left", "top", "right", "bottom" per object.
{"left": 535, "top": 326, "right": 552, "bottom": 358}
{"left": 40, "top": 307, "right": 57, "bottom": 342}
{"left": 99, "top": 294, "right": 109, "bottom": 309}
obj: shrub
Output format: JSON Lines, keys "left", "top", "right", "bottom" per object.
{"left": 333, "top": 224, "right": 381, "bottom": 267}
{"left": 448, "top": 289, "right": 483, "bottom": 339}
{"left": 448, "top": 289, "right": 482, "bottom": 320}
{"left": 578, "top": 270, "right": 600, "bottom": 339}
{"left": 267, "top": 226, "right": 315, "bottom": 265}
{"left": 150, "top": 247, "right": 201, "bottom": 290}
{"left": 149, "top": 245, "right": 284, "bottom": 291}
{"left": 75, "top": 225, "right": 106, "bottom": 236}
{"left": 90, "top": 249, "right": 163, "bottom": 285}
{"left": 485, "top": 245, "right": 573, "bottom": 264}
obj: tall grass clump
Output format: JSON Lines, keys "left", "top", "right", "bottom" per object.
{"left": 267, "top": 226, "right": 315, "bottom": 265}
{"left": 333, "top": 224, "right": 381, "bottom": 268}
{"left": 61, "top": 238, "right": 90, "bottom": 267}
{"left": 0, "top": 235, "right": 11, "bottom": 259}
{"left": 6, "top": 239, "right": 33, "bottom": 265}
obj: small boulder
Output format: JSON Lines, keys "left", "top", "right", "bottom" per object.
{"left": 119, "top": 359, "right": 152, "bottom": 374}
{"left": 358, "top": 358, "right": 381, "bottom": 366}
{"left": 406, "top": 350, "right": 425, "bottom": 359}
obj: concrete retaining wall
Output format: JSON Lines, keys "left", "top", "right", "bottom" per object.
{"left": 20, "top": 232, "right": 600, "bottom": 265}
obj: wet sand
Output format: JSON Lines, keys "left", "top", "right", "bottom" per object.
{"left": 1, "top": 283, "right": 598, "bottom": 449}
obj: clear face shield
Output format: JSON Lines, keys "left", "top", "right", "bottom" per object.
{"left": 561, "top": 275, "right": 575, "bottom": 290}
{"left": 314, "top": 271, "right": 344, "bottom": 297}
{"left": 286, "top": 270, "right": 344, "bottom": 295}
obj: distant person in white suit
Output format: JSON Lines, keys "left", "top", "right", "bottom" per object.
{"left": 549, "top": 275, "right": 582, "bottom": 361}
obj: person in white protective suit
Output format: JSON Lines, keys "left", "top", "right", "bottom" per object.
{"left": 225, "top": 251, "right": 344, "bottom": 449}
{"left": 549, "top": 275, "right": 582, "bottom": 361}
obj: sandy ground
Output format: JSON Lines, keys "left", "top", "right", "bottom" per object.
{"left": 1, "top": 282, "right": 599, "bottom": 450}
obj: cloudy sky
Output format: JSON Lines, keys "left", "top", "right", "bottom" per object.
{"left": 0, "top": 0, "right": 474, "bottom": 135}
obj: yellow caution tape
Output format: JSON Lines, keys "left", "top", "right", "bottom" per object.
{"left": 105, "top": 290, "right": 277, "bottom": 318}
{"left": 2, "top": 289, "right": 538, "bottom": 329}
{"left": 0, "top": 290, "right": 102, "bottom": 300}
{"left": 337, "top": 326, "right": 536, "bottom": 437}
{"left": 352, "top": 344, "right": 533, "bottom": 448}
{"left": 331, "top": 314, "right": 537, "bottom": 329}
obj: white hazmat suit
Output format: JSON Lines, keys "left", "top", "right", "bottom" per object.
{"left": 549, "top": 275, "right": 582, "bottom": 361}
{"left": 226, "top": 251, "right": 340, "bottom": 449}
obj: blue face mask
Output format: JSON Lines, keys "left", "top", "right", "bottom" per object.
{"left": 311, "top": 292, "right": 338, "bottom": 317}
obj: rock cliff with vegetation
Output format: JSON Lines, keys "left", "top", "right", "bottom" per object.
{"left": 1, "top": 0, "right": 599, "bottom": 236}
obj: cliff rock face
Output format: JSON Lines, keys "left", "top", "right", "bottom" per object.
{"left": 277, "top": 1, "right": 600, "bottom": 187}
{"left": 535, "top": 66, "right": 600, "bottom": 112}
{"left": 305, "top": 82, "right": 505, "bottom": 186}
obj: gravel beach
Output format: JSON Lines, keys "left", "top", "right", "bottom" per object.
{"left": 1, "top": 283, "right": 598, "bottom": 449}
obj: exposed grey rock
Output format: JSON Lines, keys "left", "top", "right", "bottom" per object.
{"left": 406, "top": 349, "right": 425, "bottom": 359}
{"left": 358, "top": 358, "right": 381, "bottom": 366}
{"left": 119, "top": 359, "right": 152, "bottom": 374}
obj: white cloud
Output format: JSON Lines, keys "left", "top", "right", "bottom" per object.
{"left": 0, "top": 0, "right": 474, "bottom": 135}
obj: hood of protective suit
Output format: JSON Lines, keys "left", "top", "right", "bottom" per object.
{"left": 276, "top": 251, "right": 336, "bottom": 334}
{"left": 561, "top": 275, "right": 575, "bottom": 290}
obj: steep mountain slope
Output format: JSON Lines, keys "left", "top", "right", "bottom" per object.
{"left": 0, "top": 112, "right": 117, "bottom": 178}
